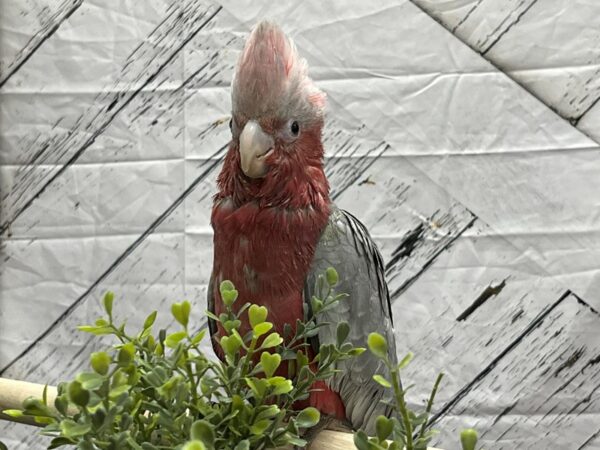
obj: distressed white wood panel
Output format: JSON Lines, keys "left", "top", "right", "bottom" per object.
{"left": 430, "top": 293, "right": 600, "bottom": 450}
{"left": 411, "top": 0, "right": 539, "bottom": 56}
{"left": 483, "top": 0, "right": 600, "bottom": 123}
{"left": 388, "top": 220, "right": 566, "bottom": 405}
{"left": 321, "top": 72, "right": 595, "bottom": 156}
{"left": 406, "top": 148, "right": 600, "bottom": 304}
{"left": 578, "top": 101, "right": 600, "bottom": 144}
{"left": 0, "top": 0, "right": 224, "bottom": 232}
{"left": 412, "top": 0, "right": 600, "bottom": 140}
{"left": 0, "top": 0, "right": 83, "bottom": 85}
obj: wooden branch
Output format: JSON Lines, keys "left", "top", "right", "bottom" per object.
{"left": 0, "top": 378, "right": 442, "bottom": 449}
{"left": 0, "top": 377, "right": 59, "bottom": 426}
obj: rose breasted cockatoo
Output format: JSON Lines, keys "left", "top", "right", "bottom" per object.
{"left": 207, "top": 21, "right": 397, "bottom": 435}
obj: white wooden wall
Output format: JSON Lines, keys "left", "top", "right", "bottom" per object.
{"left": 1, "top": 1, "right": 599, "bottom": 449}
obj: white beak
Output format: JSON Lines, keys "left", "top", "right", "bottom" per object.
{"left": 239, "top": 120, "right": 274, "bottom": 178}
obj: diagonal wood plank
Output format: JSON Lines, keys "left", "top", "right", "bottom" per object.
{"left": 0, "top": 0, "right": 83, "bottom": 87}
{"left": 430, "top": 292, "right": 600, "bottom": 449}
{"left": 0, "top": 0, "right": 222, "bottom": 235}
{"left": 411, "top": 0, "right": 600, "bottom": 138}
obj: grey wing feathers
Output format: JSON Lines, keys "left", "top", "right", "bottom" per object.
{"left": 304, "top": 205, "right": 398, "bottom": 435}
{"left": 207, "top": 271, "right": 218, "bottom": 340}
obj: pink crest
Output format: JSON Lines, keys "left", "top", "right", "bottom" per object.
{"left": 232, "top": 21, "right": 325, "bottom": 121}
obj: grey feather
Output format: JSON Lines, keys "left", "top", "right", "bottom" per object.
{"left": 304, "top": 205, "right": 398, "bottom": 435}
{"left": 207, "top": 270, "right": 218, "bottom": 340}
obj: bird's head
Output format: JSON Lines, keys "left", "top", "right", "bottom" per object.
{"left": 220, "top": 21, "right": 328, "bottom": 206}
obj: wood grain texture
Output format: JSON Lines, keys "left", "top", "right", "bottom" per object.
{"left": 411, "top": 0, "right": 538, "bottom": 55}
{"left": 410, "top": 0, "right": 600, "bottom": 139}
{"left": 0, "top": 0, "right": 83, "bottom": 87}
{"left": 1, "top": 1, "right": 599, "bottom": 449}
{"left": 0, "top": 0, "right": 222, "bottom": 234}
{"left": 430, "top": 293, "right": 600, "bottom": 449}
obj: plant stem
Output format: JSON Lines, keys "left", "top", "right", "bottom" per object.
{"left": 417, "top": 372, "right": 444, "bottom": 442}
{"left": 391, "top": 368, "right": 413, "bottom": 450}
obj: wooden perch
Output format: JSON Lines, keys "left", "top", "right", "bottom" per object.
{"left": 0, "top": 378, "right": 442, "bottom": 449}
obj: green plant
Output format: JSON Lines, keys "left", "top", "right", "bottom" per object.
{"left": 353, "top": 333, "right": 479, "bottom": 450}
{"left": 4, "top": 269, "right": 363, "bottom": 450}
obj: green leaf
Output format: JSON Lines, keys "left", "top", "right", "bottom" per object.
{"left": 253, "top": 321, "right": 273, "bottom": 337}
{"left": 2, "top": 409, "right": 23, "bottom": 418}
{"left": 22, "top": 397, "right": 52, "bottom": 417}
{"left": 255, "top": 405, "right": 280, "bottom": 421}
{"left": 109, "top": 384, "right": 130, "bottom": 400}
{"left": 190, "top": 420, "right": 215, "bottom": 449}
{"left": 296, "top": 407, "right": 320, "bottom": 428}
{"left": 0, "top": 440, "right": 7, "bottom": 450}
{"left": 246, "top": 378, "right": 269, "bottom": 398}
{"left": 373, "top": 374, "right": 391, "bottom": 388}
{"left": 248, "top": 304, "right": 268, "bottom": 328}
{"left": 60, "top": 419, "right": 91, "bottom": 438}
{"left": 325, "top": 267, "right": 339, "bottom": 286}
{"left": 220, "top": 334, "right": 242, "bottom": 356}
{"left": 76, "top": 372, "right": 104, "bottom": 391}
{"left": 77, "top": 325, "right": 113, "bottom": 335}
{"left": 90, "top": 351, "right": 111, "bottom": 375}
{"left": 219, "top": 280, "right": 235, "bottom": 295}
{"left": 353, "top": 430, "right": 387, "bottom": 450}
{"left": 165, "top": 331, "right": 187, "bottom": 348}
{"left": 78, "top": 440, "right": 96, "bottom": 450}
{"left": 182, "top": 441, "right": 206, "bottom": 450}
{"left": 67, "top": 381, "right": 89, "bottom": 407}
{"left": 143, "top": 311, "right": 157, "bottom": 330}
{"left": 118, "top": 342, "right": 135, "bottom": 366}
{"left": 398, "top": 352, "right": 414, "bottom": 370}
{"left": 250, "top": 419, "right": 271, "bottom": 435}
{"left": 375, "top": 416, "right": 394, "bottom": 441}
{"left": 54, "top": 395, "right": 69, "bottom": 416}
{"left": 261, "top": 332, "right": 283, "bottom": 349}
{"left": 311, "top": 297, "right": 323, "bottom": 314}
{"left": 221, "top": 289, "right": 238, "bottom": 307}
{"left": 260, "top": 352, "right": 281, "bottom": 378}
{"left": 103, "top": 291, "right": 114, "bottom": 318}
{"left": 234, "top": 440, "right": 249, "bottom": 450}
{"left": 269, "top": 377, "right": 293, "bottom": 396}
{"left": 460, "top": 428, "right": 478, "bottom": 450}
{"left": 367, "top": 332, "right": 388, "bottom": 360}
{"left": 48, "top": 437, "right": 76, "bottom": 449}
{"left": 336, "top": 321, "right": 350, "bottom": 346}
{"left": 171, "top": 301, "right": 191, "bottom": 327}
{"left": 191, "top": 329, "right": 207, "bottom": 345}
{"left": 349, "top": 347, "right": 366, "bottom": 356}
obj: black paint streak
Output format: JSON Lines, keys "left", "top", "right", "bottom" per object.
{"left": 0, "top": 0, "right": 83, "bottom": 88}
{"left": 571, "top": 93, "right": 600, "bottom": 126}
{"left": 554, "top": 347, "right": 585, "bottom": 377}
{"left": 492, "top": 400, "right": 519, "bottom": 425}
{"left": 573, "top": 292, "right": 600, "bottom": 316}
{"left": 385, "top": 223, "right": 425, "bottom": 273}
{"left": 427, "top": 290, "right": 572, "bottom": 427}
{"left": 451, "top": 0, "right": 484, "bottom": 33}
{"left": 0, "top": 5, "right": 222, "bottom": 236}
{"left": 456, "top": 278, "right": 508, "bottom": 322}
{"left": 329, "top": 143, "right": 389, "bottom": 201}
{"left": 388, "top": 214, "right": 478, "bottom": 300}
{"left": 577, "top": 426, "right": 600, "bottom": 450}
{"left": 511, "top": 308, "right": 524, "bottom": 324}
{"left": 0, "top": 144, "right": 228, "bottom": 376}
{"left": 481, "top": 0, "right": 539, "bottom": 55}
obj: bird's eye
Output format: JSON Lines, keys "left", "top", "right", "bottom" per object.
{"left": 290, "top": 121, "right": 300, "bottom": 136}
